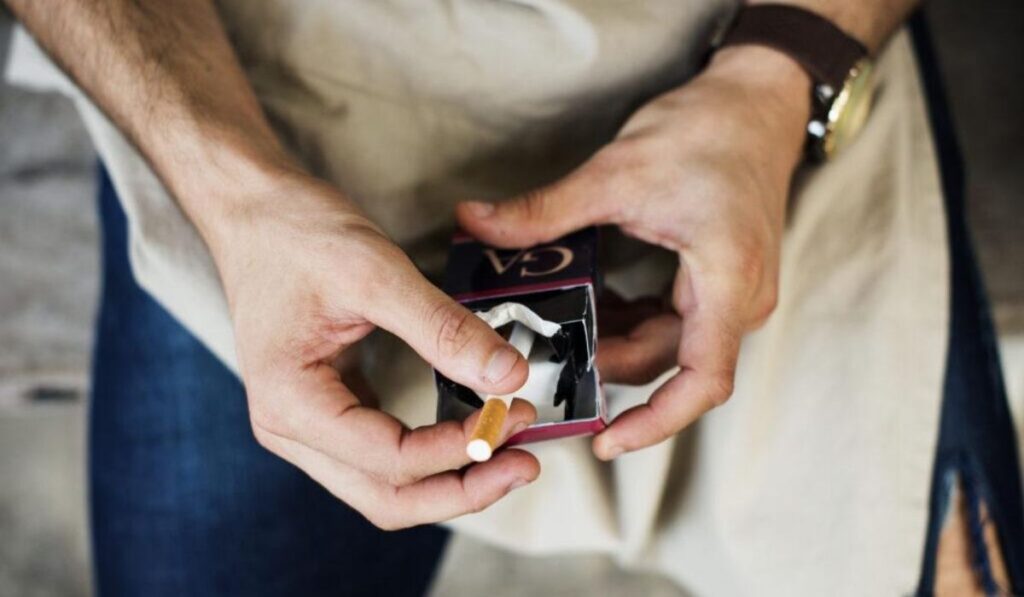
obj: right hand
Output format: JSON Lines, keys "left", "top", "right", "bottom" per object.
{"left": 204, "top": 170, "right": 540, "bottom": 530}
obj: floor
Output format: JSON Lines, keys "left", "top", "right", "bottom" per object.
{"left": 1, "top": 3, "right": 1022, "bottom": 596}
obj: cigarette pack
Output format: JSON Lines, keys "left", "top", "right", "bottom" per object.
{"left": 435, "top": 228, "right": 606, "bottom": 446}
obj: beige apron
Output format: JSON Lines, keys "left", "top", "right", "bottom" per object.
{"left": 7, "top": 1, "right": 948, "bottom": 593}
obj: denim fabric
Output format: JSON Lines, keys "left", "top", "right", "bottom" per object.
{"left": 89, "top": 169, "right": 449, "bottom": 597}
{"left": 911, "top": 13, "right": 1024, "bottom": 595}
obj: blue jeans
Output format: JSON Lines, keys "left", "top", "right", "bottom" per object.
{"left": 911, "top": 13, "right": 1024, "bottom": 595}
{"left": 89, "top": 171, "right": 449, "bottom": 596}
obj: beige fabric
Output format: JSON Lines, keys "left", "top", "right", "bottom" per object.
{"left": 7, "top": 2, "right": 949, "bottom": 594}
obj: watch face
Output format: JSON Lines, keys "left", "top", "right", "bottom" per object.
{"left": 824, "top": 59, "right": 875, "bottom": 157}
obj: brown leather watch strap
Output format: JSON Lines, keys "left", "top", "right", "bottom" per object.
{"left": 718, "top": 4, "right": 867, "bottom": 92}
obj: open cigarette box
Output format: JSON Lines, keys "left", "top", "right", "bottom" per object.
{"left": 435, "top": 228, "right": 606, "bottom": 446}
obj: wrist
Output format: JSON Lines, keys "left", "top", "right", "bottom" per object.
{"left": 156, "top": 120, "right": 308, "bottom": 258}
{"left": 705, "top": 44, "right": 811, "bottom": 172}
{"left": 167, "top": 130, "right": 375, "bottom": 293}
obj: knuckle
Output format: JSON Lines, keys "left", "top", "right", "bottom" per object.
{"left": 249, "top": 396, "right": 289, "bottom": 438}
{"left": 364, "top": 491, "right": 407, "bottom": 531}
{"left": 593, "top": 138, "right": 646, "bottom": 172}
{"left": 367, "top": 509, "right": 404, "bottom": 531}
{"left": 466, "top": 490, "right": 490, "bottom": 515}
{"left": 731, "top": 245, "right": 764, "bottom": 285}
{"left": 589, "top": 145, "right": 648, "bottom": 216}
{"left": 588, "top": 145, "right": 626, "bottom": 175}
{"left": 751, "top": 285, "right": 779, "bottom": 326}
{"left": 250, "top": 423, "right": 275, "bottom": 451}
{"left": 382, "top": 461, "right": 416, "bottom": 488}
{"left": 717, "top": 231, "right": 765, "bottom": 287}
{"left": 430, "top": 303, "right": 477, "bottom": 362}
{"left": 763, "top": 284, "right": 779, "bottom": 314}
{"left": 634, "top": 397, "right": 677, "bottom": 447}
{"left": 707, "top": 374, "right": 736, "bottom": 408}
{"left": 389, "top": 428, "right": 431, "bottom": 487}
{"left": 516, "top": 190, "right": 548, "bottom": 223}
{"left": 643, "top": 403, "right": 674, "bottom": 445}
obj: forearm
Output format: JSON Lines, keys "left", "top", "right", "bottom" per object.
{"left": 3, "top": 0, "right": 295, "bottom": 247}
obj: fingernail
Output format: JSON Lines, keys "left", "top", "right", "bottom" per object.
{"left": 465, "top": 201, "right": 495, "bottom": 218}
{"left": 508, "top": 478, "right": 531, "bottom": 492}
{"left": 604, "top": 445, "right": 624, "bottom": 460}
{"left": 510, "top": 421, "right": 529, "bottom": 436}
{"left": 484, "top": 347, "right": 520, "bottom": 384}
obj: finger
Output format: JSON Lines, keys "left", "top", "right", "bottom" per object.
{"left": 367, "top": 264, "right": 529, "bottom": 397}
{"left": 597, "top": 313, "right": 681, "bottom": 385}
{"left": 373, "top": 449, "right": 540, "bottom": 529}
{"left": 251, "top": 364, "right": 537, "bottom": 486}
{"left": 257, "top": 428, "right": 540, "bottom": 530}
{"left": 489, "top": 397, "right": 539, "bottom": 446}
{"left": 597, "top": 293, "right": 669, "bottom": 337}
{"left": 593, "top": 296, "right": 742, "bottom": 460}
{"left": 455, "top": 163, "right": 616, "bottom": 249}
{"left": 389, "top": 448, "right": 540, "bottom": 527}
{"left": 398, "top": 396, "right": 538, "bottom": 474}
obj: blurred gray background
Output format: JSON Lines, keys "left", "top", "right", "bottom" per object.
{"left": 1, "top": 2, "right": 1022, "bottom": 595}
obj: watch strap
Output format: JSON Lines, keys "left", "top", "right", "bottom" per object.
{"left": 718, "top": 4, "right": 867, "bottom": 92}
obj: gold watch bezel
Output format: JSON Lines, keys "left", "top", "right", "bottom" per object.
{"left": 820, "top": 58, "right": 875, "bottom": 158}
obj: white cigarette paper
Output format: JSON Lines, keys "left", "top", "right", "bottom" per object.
{"left": 466, "top": 303, "right": 561, "bottom": 462}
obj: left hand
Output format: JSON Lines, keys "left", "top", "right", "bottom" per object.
{"left": 456, "top": 46, "right": 811, "bottom": 460}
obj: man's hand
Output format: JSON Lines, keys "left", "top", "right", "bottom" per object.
{"left": 4, "top": 0, "right": 541, "bottom": 529}
{"left": 207, "top": 171, "right": 539, "bottom": 529}
{"left": 457, "top": 46, "right": 812, "bottom": 460}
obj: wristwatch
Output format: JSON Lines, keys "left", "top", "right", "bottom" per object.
{"left": 713, "top": 4, "right": 875, "bottom": 160}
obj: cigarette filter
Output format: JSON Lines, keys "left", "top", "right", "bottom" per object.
{"left": 466, "top": 321, "right": 536, "bottom": 462}
{"left": 466, "top": 398, "right": 508, "bottom": 462}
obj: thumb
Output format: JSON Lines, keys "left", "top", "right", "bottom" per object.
{"left": 367, "top": 263, "right": 529, "bottom": 396}
{"left": 456, "top": 164, "right": 615, "bottom": 249}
